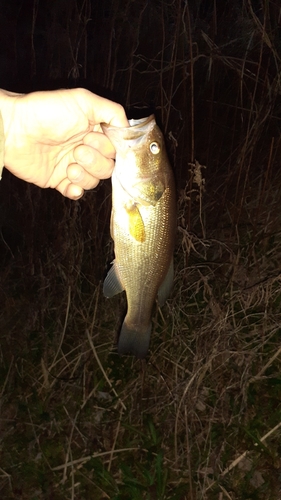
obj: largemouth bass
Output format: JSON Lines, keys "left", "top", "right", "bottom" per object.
{"left": 101, "top": 114, "right": 176, "bottom": 358}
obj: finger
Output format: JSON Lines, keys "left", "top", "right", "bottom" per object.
{"left": 66, "top": 183, "right": 84, "bottom": 200}
{"left": 55, "top": 177, "right": 84, "bottom": 200}
{"left": 91, "top": 96, "right": 129, "bottom": 127}
{"left": 67, "top": 162, "right": 100, "bottom": 190}
{"left": 83, "top": 131, "right": 115, "bottom": 158}
{"left": 73, "top": 144, "right": 115, "bottom": 180}
{"left": 78, "top": 89, "right": 129, "bottom": 127}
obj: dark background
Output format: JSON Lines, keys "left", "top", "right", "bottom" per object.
{"left": 1, "top": 1, "right": 281, "bottom": 498}
{"left": 1, "top": 0, "right": 281, "bottom": 274}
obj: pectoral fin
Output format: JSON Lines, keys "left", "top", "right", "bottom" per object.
{"left": 125, "top": 202, "right": 145, "bottom": 242}
{"left": 103, "top": 261, "right": 124, "bottom": 298}
{"left": 157, "top": 259, "right": 174, "bottom": 306}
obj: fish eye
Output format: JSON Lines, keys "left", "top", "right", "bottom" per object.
{"left": 150, "top": 141, "right": 160, "bottom": 154}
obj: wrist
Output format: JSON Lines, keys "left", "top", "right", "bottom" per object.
{"left": 0, "top": 89, "right": 23, "bottom": 176}
{"left": 0, "top": 90, "right": 12, "bottom": 178}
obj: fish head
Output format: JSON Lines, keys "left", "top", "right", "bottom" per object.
{"left": 101, "top": 115, "right": 170, "bottom": 205}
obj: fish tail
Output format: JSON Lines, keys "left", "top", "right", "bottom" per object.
{"left": 118, "top": 320, "right": 152, "bottom": 358}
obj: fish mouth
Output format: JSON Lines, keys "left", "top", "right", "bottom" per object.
{"left": 101, "top": 114, "right": 156, "bottom": 148}
{"left": 128, "top": 115, "right": 155, "bottom": 128}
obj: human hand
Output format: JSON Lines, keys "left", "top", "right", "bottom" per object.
{"left": 0, "top": 88, "right": 129, "bottom": 199}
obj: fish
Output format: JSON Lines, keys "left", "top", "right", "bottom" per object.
{"left": 101, "top": 114, "right": 176, "bottom": 358}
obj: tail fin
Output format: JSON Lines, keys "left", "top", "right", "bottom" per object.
{"left": 118, "top": 320, "right": 152, "bottom": 358}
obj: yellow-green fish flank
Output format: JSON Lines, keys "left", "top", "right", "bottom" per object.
{"left": 102, "top": 114, "right": 176, "bottom": 358}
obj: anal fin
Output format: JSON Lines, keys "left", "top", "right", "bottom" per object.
{"left": 157, "top": 258, "right": 174, "bottom": 307}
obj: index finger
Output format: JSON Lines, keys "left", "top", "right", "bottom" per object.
{"left": 80, "top": 89, "right": 129, "bottom": 128}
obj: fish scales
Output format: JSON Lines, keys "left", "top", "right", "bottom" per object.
{"left": 101, "top": 115, "right": 176, "bottom": 358}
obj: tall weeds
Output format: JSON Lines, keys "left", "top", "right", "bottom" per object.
{"left": 1, "top": 1, "right": 281, "bottom": 498}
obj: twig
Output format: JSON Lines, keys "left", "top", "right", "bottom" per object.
{"left": 52, "top": 447, "right": 140, "bottom": 471}
{"left": 49, "top": 285, "right": 71, "bottom": 371}
{"left": 86, "top": 329, "right": 126, "bottom": 411}
{"left": 205, "top": 421, "right": 281, "bottom": 491}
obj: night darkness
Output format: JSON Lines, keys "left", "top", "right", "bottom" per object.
{"left": 1, "top": 1, "right": 281, "bottom": 498}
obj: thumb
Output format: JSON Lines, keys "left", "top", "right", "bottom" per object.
{"left": 81, "top": 89, "right": 129, "bottom": 128}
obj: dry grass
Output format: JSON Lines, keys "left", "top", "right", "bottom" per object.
{"left": 1, "top": 0, "right": 281, "bottom": 498}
